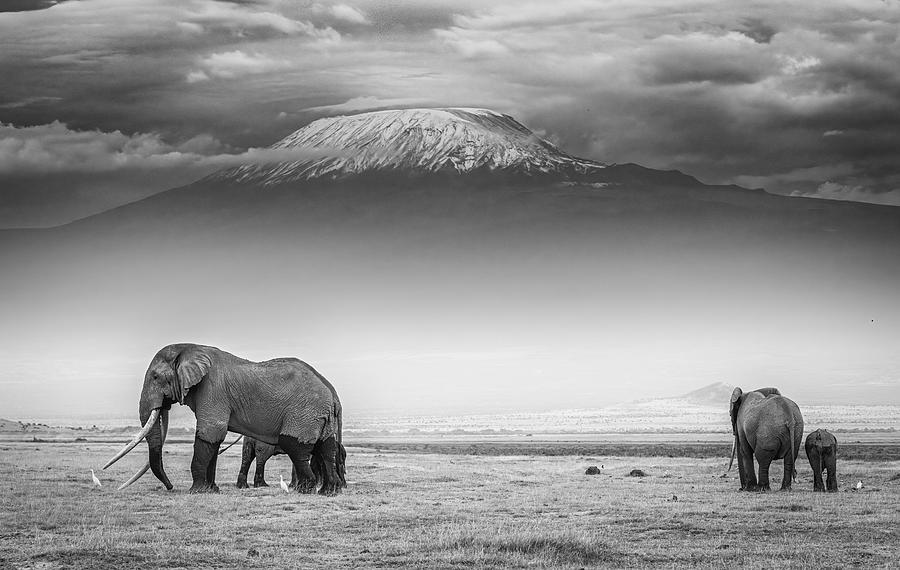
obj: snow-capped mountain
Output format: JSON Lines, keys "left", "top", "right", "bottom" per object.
{"left": 212, "top": 108, "right": 607, "bottom": 185}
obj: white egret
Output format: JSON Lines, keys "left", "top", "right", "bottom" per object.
{"left": 280, "top": 474, "right": 289, "bottom": 493}
{"left": 90, "top": 469, "right": 102, "bottom": 488}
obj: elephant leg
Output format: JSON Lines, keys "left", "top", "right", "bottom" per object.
{"left": 254, "top": 448, "right": 273, "bottom": 487}
{"left": 739, "top": 440, "right": 757, "bottom": 491}
{"left": 825, "top": 450, "right": 838, "bottom": 492}
{"left": 310, "top": 439, "right": 325, "bottom": 488}
{"left": 810, "top": 450, "right": 825, "bottom": 492}
{"left": 780, "top": 452, "right": 794, "bottom": 491}
{"left": 237, "top": 441, "right": 255, "bottom": 489}
{"left": 206, "top": 441, "right": 221, "bottom": 488}
{"left": 278, "top": 435, "right": 317, "bottom": 494}
{"left": 315, "top": 436, "right": 341, "bottom": 496}
{"left": 755, "top": 453, "right": 773, "bottom": 491}
{"left": 189, "top": 436, "right": 221, "bottom": 493}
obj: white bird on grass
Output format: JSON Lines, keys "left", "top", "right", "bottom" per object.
{"left": 856, "top": 480, "right": 863, "bottom": 490}
{"left": 90, "top": 469, "right": 102, "bottom": 488}
{"left": 280, "top": 474, "right": 289, "bottom": 493}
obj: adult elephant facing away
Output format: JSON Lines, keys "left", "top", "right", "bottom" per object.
{"left": 104, "top": 343, "right": 346, "bottom": 495}
{"left": 727, "top": 387, "right": 803, "bottom": 491}
{"left": 805, "top": 429, "right": 838, "bottom": 492}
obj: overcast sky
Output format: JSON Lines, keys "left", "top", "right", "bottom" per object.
{"left": 1, "top": 0, "right": 900, "bottom": 226}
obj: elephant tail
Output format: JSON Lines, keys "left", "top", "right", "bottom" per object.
{"left": 333, "top": 399, "right": 347, "bottom": 488}
{"left": 789, "top": 421, "right": 799, "bottom": 482}
{"left": 218, "top": 434, "right": 243, "bottom": 455}
{"left": 721, "top": 436, "right": 737, "bottom": 477}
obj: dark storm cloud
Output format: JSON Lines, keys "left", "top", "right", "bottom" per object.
{"left": 0, "top": 0, "right": 70, "bottom": 12}
{"left": 736, "top": 18, "right": 778, "bottom": 44}
{"left": 2, "top": 0, "right": 900, "bottom": 218}
{"left": 0, "top": 120, "right": 347, "bottom": 226}
{"left": 427, "top": 1, "right": 900, "bottom": 205}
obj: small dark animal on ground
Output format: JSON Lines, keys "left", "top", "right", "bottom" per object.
{"left": 628, "top": 469, "right": 647, "bottom": 477}
{"left": 585, "top": 466, "right": 601, "bottom": 475}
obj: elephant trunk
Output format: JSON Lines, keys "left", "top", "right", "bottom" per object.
{"left": 118, "top": 408, "right": 169, "bottom": 490}
{"left": 143, "top": 403, "right": 173, "bottom": 490}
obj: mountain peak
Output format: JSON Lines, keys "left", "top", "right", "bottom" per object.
{"left": 212, "top": 107, "right": 607, "bottom": 185}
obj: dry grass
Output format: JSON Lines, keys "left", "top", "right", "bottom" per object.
{"left": 1, "top": 442, "right": 898, "bottom": 568}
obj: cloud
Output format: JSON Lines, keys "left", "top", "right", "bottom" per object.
{"left": 733, "top": 163, "right": 858, "bottom": 188}
{"left": 735, "top": 18, "right": 778, "bottom": 44}
{"left": 2, "top": 0, "right": 900, "bottom": 210}
{"left": 0, "top": 0, "right": 70, "bottom": 13}
{"left": 0, "top": 121, "right": 340, "bottom": 175}
{"left": 792, "top": 182, "right": 900, "bottom": 207}
{"left": 184, "top": 2, "right": 339, "bottom": 38}
{"left": 303, "top": 96, "right": 431, "bottom": 114}
{"left": 330, "top": 4, "right": 369, "bottom": 25}
{"left": 186, "top": 70, "right": 210, "bottom": 83}
{"left": 188, "top": 50, "right": 291, "bottom": 81}
{"left": 435, "top": 28, "right": 509, "bottom": 59}
{"left": 640, "top": 32, "right": 772, "bottom": 86}
{"left": 0, "top": 96, "right": 62, "bottom": 109}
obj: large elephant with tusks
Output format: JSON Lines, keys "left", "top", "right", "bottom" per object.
{"left": 104, "top": 344, "right": 346, "bottom": 495}
{"left": 726, "top": 387, "right": 803, "bottom": 491}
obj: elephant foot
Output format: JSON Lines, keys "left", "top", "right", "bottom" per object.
{"left": 318, "top": 483, "right": 341, "bottom": 496}
{"left": 295, "top": 478, "right": 317, "bottom": 494}
{"left": 254, "top": 481, "right": 269, "bottom": 488}
{"left": 189, "top": 482, "right": 220, "bottom": 494}
{"left": 236, "top": 479, "right": 249, "bottom": 489}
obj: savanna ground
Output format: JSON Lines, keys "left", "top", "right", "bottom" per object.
{"left": 1, "top": 440, "right": 898, "bottom": 569}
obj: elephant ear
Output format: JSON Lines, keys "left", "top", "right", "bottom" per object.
{"left": 174, "top": 347, "right": 212, "bottom": 404}
{"left": 729, "top": 387, "right": 743, "bottom": 435}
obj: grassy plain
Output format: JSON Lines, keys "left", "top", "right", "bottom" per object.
{"left": 1, "top": 440, "right": 898, "bottom": 569}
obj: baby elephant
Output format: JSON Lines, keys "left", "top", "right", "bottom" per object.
{"left": 237, "top": 436, "right": 348, "bottom": 491}
{"left": 237, "top": 437, "right": 284, "bottom": 488}
{"left": 805, "top": 429, "right": 838, "bottom": 492}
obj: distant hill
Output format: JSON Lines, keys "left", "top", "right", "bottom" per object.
{"left": 0, "top": 418, "right": 23, "bottom": 432}
{"left": 680, "top": 382, "right": 735, "bottom": 406}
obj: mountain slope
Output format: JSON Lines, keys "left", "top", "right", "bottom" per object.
{"left": 1, "top": 108, "right": 899, "bottom": 412}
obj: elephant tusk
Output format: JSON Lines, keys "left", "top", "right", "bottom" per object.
{"left": 117, "top": 408, "right": 168, "bottom": 490}
{"left": 218, "top": 434, "right": 243, "bottom": 455}
{"left": 721, "top": 438, "right": 736, "bottom": 477}
{"left": 103, "top": 408, "right": 160, "bottom": 470}
{"left": 117, "top": 461, "right": 150, "bottom": 490}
